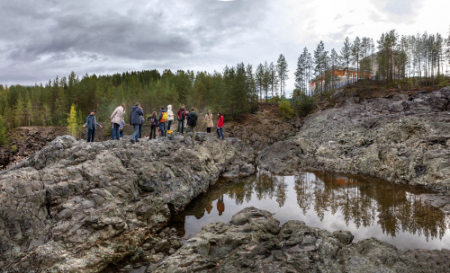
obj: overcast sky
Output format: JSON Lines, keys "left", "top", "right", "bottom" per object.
{"left": 0, "top": 0, "right": 449, "bottom": 96}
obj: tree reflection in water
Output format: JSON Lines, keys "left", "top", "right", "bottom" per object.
{"left": 169, "top": 170, "right": 449, "bottom": 246}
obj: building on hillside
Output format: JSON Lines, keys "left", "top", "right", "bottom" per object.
{"left": 310, "top": 67, "right": 373, "bottom": 93}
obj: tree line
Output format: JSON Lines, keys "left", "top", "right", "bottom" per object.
{"left": 0, "top": 55, "right": 290, "bottom": 131}
{"left": 294, "top": 28, "right": 450, "bottom": 98}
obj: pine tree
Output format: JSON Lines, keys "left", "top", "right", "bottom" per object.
{"left": 255, "top": 64, "right": 264, "bottom": 101}
{"left": 276, "top": 54, "right": 289, "bottom": 97}
{"left": 0, "top": 114, "right": 7, "bottom": 147}
{"left": 351, "top": 37, "right": 361, "bottom": 79}
{"left": 26, "top": 98, "right": 33, "bottom": 126}
{"left": 15, "top": 94, "right": 25, "bottom": 127}
{"left": 340, "top": 37, "right": 353, "bottom": 82}
{"left": 268, "top": 62, "right": 279, "bottom": 98}
{"left": 262, "top": 62, "right": 270, "bottom": 101}
{"left": 295, "top": 51, "right": 307, "bottom": 92}
{"left": 314, "top": 41, "right": 327, "bottom": 93}
{"left": 330, "top": 49, "right": 340, "bottom": 92}
{"left": 67, "top": 104, "right": 79, "bottom": 138}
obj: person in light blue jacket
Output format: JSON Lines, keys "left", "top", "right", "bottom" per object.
{"left": 83, "top": 110, "right": 102, "bottom": 142}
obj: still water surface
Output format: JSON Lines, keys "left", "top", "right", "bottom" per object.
{"left": 169, "top": 171, "right": 450, "bottom": 250}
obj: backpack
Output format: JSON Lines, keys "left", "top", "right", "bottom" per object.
{"left": 160, "top": 112, "right": 168, "bottom": 122}
{"left": 150, "top": 117, "right": 157, "bottom": 126}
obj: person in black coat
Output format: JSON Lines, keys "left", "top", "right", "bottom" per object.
{"left": 129, "top": 103, "right": 144, "bottom": 143}
{"left": 182, "top": 107, "right": 198, "bottom": 145}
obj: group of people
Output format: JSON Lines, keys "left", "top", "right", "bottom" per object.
{"left": 83, "top": 103, "right": 224, "bottom": 144}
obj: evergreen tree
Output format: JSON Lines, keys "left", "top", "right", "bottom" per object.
{"left": 351, "top": 37, "right": 361, "bottom": 79}
{"left": 314, "top": 41, "right": 327, "bottom": 93}
{"left": 276, "top": 54, "right": 289, "bottom": 97}
{"left": 15, "top": 94, "right": 25, "bottom": 127}
{"left": 0, "top": 114, "right": 7, "bottom": 147}
{"left": 268, "top": 62, "right": 279, "bottom": 98}
{"left": 330, "top": 48, "right": 340, "bottom": 91}
{"left": 340, "top": 37, "right": 352, "bottom": 82}
{"left": 255, "top": 64, "right": 264, "bottom": 101}
{"left": 26, "top": 98, "right": 33, "bottom": 126}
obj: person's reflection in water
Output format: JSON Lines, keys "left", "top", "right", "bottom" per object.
{"left": 217, "top": 195, "right": 225, "bottom": 216}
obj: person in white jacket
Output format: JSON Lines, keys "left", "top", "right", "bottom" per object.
{"left": 167, "top": 104, "right": 174, "bottom": 133}
{"left": 110, "top": 103, "right": 126, "bottom": 140}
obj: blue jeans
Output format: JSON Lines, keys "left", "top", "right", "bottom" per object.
{"left": 111, "top": 123, "right": 120, "bottom": 140}
{"left": 139, "top": 124, "right": 142, "bottom": 138}
{"left": 160, "top": 122, "right": 166, "bottom": 136}
{"left": 217, "top": 127, "right": 224, "bottom": 139}
{"left": 119, "top": 129, "right": 123, "bottom": 138}
{"left": 177, "top": 120, "right": 184, "bottom": 133}
{"left": 131, "top": 125, "right": 139, "bottom": 141}
{"left": 87, "top": 129, "right": 96, "bottom": 142}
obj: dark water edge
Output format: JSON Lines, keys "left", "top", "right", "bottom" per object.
{"left": 168, "top": 170, "right": 450, "bottom": 250}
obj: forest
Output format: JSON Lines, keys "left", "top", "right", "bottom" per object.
{"left": 0, "top": 29, "right": 449, "bottom": 138}
{"left": 295, "top": 29, "right": 450, "bottom": 97}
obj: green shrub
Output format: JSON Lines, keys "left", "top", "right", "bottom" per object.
{"left": 11, "top": 145, "right": 17, "bottom": 152}
{"left": 293, "top": 94, "right": 316, "bottom": 117}
{"left": 278, "top": 100, "right": 294, "bottom": 120}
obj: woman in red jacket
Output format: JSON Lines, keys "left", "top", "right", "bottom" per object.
{"left": 217, "top": 112, "right": 224, "bottom": 139}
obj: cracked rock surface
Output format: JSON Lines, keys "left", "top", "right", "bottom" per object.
{"left": 152, "top": 207, "right": 450, "bottom": 273}
{"left": 258, "top": 88, "right": 450, "bottom": 211}
{"left": 0, "top": 133, "right": 255, "bottom": 272}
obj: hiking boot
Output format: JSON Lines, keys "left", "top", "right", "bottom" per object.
{"left": 136, "top": 140, "right": 140, "bottom": 143}
{"left": 130, "top": 139, "right": 135, "bottom": 144}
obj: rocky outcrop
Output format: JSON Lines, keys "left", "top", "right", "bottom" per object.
{"left": 225, "top": 104, "right": 301, "bottom": 151}
{"left": 152, "top": 207, "right": 450, "bottom": 273}
{"left": 258, "top": 88, "right": 450, "bottom": 197}
{"left": 0, "top": 126, "right": 69, "bottom": 169}
{"left": 0, "top": 133, "right": 255, "bottom": 272}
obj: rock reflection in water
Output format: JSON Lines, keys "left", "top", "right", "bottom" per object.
{"left": 168, "top": 170, "right": 450, "bottom": 249}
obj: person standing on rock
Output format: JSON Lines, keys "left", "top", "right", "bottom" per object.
{"left": 119, "top": 118, "right": 125, "bottom": 139}
{"left": 159, "top": 106, "right": 168, "bottom": 137}
{"left": 217, "top": 112, "right": 224, "bottom": 140}
{"left": 83, "top": 110, "right": 102, "bottom": 142}
{"left": 167, "top": 104, "right": 174, "bottom": 133}
{"left": 110, "top": 103, "right": 125, "bottom": 140}
{"left": 182, "top": 107, "right": 198, "bottom": 145}
{"left": 205, "top": 110, "right": 213, "bottom": 133}
{"left": 129, "top": 103, "right": 144, "bottom": 143}
{"left": 177, "top": 104, "right": 186, "bottom": 133}
{"left": 148, "top": 111, "right": 158, "bottom": 140}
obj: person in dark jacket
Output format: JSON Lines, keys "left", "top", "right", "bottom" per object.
{"left": 83, "top": 110, "right": 102, "bottom": 142}
{"left": 129, "top": 103, "right": 144, "bottom": 143}
{"left": 182, "top": 107, "right": 198, "bottom": 145}
{"left": 176, "top": 104, "right": 186, "bottom": 133}
{"left": 147, "top": 111, "right": 158, "bottom": 140}
{"left": 158, "top": 106, "right": 167, "bottom": 137}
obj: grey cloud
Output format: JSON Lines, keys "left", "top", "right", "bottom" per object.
{"left": 330, "top": 24, "right": 354, "bottom": 41}
{"left": 370, "top": 0, "right": 424, "bottom": 23}
{"left": 0, "top": 0, "right": 269, "bottom": 84}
